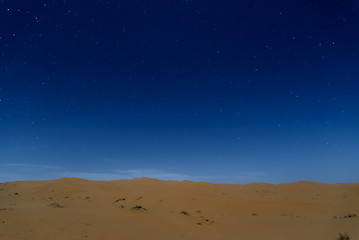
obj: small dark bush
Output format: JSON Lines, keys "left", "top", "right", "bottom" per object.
{"left": 337, "top": 232, "right": 350, "bottom": 240}
{"left": 180, "top": 211, "right": 189, "bottom": 215}
{"left": 114, "top": 198, "right": 125, "bottom": 202}
{"left": 48, "top": 202, "right": 64, "bottom": 208}
{"left": 132, "top": 205, "right": 147, "bottom": 211}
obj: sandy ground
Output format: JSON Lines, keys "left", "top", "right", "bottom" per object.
{"left": 0, "top": 177, "right": 358, "bottom": 240}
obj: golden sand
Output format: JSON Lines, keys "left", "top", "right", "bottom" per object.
{"left": 0, "top": 177, "right": 358, "bottom": 239}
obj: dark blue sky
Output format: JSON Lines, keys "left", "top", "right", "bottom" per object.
{"left": 1, "top": 0, "right": 358, "bottom": 183}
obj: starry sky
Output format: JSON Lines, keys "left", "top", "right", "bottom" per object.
{"left": 1, "top": 0, "right": 359, "bottom": 183}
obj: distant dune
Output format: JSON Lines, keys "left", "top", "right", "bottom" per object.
{"left": 0, "top": 178, "right": 358, "bottom": 240}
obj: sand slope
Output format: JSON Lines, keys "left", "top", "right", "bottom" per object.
{"left": 0, "top": 177, "right": 358, "bottom": 240}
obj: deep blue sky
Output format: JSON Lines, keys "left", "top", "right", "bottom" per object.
{"left": 1, "top": 0, "right": 358, "bottom": 183}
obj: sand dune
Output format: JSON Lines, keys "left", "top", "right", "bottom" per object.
{"left": 0, "top": 177, "right": 358, "bottom": 240}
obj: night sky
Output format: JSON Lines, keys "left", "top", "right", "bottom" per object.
{"left": 1, "top": 0, "right": 359, "bottom": 183}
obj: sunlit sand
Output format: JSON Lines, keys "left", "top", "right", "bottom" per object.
{"left": 0, "top": 177, "right": 358, "bottom": 239}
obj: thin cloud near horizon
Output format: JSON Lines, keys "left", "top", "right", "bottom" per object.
{"left": 1, "top": 162, "right": 349, "bottom": 184}
{"left": 0, "top": 162, "right": 279, "bottom": 184}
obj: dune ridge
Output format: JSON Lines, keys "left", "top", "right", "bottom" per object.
{"left": 0, "top": 178, "right": 358, "bottom": 240}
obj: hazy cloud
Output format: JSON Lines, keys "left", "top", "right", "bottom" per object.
{"left": 0, "top": 162, "right": 276, "bottom": 184}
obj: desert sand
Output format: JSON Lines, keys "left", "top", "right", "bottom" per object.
{"left": 0, "top": 177, "right": 358, "bottom": 240}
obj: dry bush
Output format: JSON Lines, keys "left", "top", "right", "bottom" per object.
{"left": 132, "top": 205, "right": 147, "bottom": 211}
{"left": 180, "top": 211, "right": 189, "bottom": 215}
{"left": 48, "top": 202, "right": 64, "bottom": 208}
{"left": 337, "top": 232, "right": 350, "bottom": 240}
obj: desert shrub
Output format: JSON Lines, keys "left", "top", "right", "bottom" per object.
{"left": 114, "top": 198, "right": 125, "bottom": 202}
{"left": 180, "top": 211, "right": 189, "bottom": 215}
{"left": 337, "top": 232, "right": 350, "bottom": 240}
{"left": 132, "top": 205, "right": 147, "bottom": 211}
{"left": 48, "top": 202, "right": 64, "bottom": 208}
